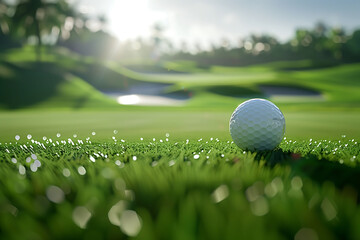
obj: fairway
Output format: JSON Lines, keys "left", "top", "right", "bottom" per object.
{"left": 2, "top": 1, "right": 360, "bottom": 239}
{"left": 1, "top": 110, "right": 360, "bottom": 142}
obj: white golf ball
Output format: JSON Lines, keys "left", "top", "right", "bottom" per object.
{"left": 229, "top": 98, "right": 285, "bottom": 151}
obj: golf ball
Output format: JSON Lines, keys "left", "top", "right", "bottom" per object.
{"left": 229, "top": 98, "right": 285, "bottom": 151}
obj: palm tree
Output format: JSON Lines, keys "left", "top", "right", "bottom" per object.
{"left": 0, "top": 1, "right": 11, "bottom": 34}
{"left": 12, "top": 0, "right": 75, "bottom": 61}
{"left": 0, "top": 2, "right": 22, "bottom": 50}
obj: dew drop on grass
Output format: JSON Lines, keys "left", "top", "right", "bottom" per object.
{"left": 321, "top": 198, "right": 337, "bottom": 221}
{"left": 115, "top": 160, "right": 124, "bottom": 168}
{"left": 73, "top": 206, "right": 92, "bottom": 229}
{"left": 168, "top": 160, "right": 176, "bottom": 167}
{"left": 57, "top": 133, "right": 61, "bottom": 138}
{"left": 108, "top": 200, "right": 126, "bottom": 227}
{"left": 46, "top": 186, "right": 65, "bottom": 204}
{"left": 246, "top": 185, "right": 261, "bottom": 202}
{"left": 212, "top": 185, "right": 229, "bottom": 203}
{"left": 19, "top": 165, "right": 26, "bottom": 175}
{"left": 30, "top": 164, "right": 38, "bottom": 172}
{"left": 92, "top": 132, "right": 96, "bottom": 136}
{"left": 78, "top": 166, "right": 86, "bottom": 175}
{"left": 132, "top": 156, "right": 137, "bottom": 161}
{"left": 63, "top": 168, "right": 71, "bottom": 177}
{"left": 27, "top": 134, "right": 32, "bottom": 140}
{"left": 264, "top": 183, "right": 277, "bottom": 198}
{"left": 34, "top": 160, "right": 41, "bottom": 168}
{"left": 119, "top": 210, "right": 142, "bottom": 237}
{"left": 11, "top": 158, "right": 17, "bottom": 164}
{"left": 250, "top": 196, "right": 269, "bottom": 216}
{"left": 194, "top": 154, "right": 200, "bottom": 159}
{"left": 114, "top": 130, "right": 118, "bottom": 134}
{"left": 89, "top": 156, "right": 96, "bottom": 162}
{"left": 15, "top": 135, "right": 20, "bottom": 141}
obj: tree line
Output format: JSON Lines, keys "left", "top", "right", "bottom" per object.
{"left": 1, "top": 1, "right": 360, "bottom": 66}
{"left": 0, "top": 0, "right": 106, "bottom": 61}
{"left": 161, "top": 23, "right": 360, "bottom": 67}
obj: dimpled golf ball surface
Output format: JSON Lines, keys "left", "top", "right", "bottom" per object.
{"left": 229, "top": 98, "right": 285, "bottom": 151}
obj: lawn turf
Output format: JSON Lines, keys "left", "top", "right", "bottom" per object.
{"left": 1, "top": 110, "right": 360, "bottom": 142}
{"left": 0, "top": 137, "right": 359, "bottom": 239}
{"left": 1, "top": 47, "right": 360, "bottom": 239}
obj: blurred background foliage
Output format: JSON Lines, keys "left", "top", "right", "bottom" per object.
{"left": 0, "top": 0, "right": 360, "bottom": 140}
{"left": 1, "top": 0, "right": 360, "bottom": 66}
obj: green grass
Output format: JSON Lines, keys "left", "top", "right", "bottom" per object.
{"left": 1, "top": 47, "right": 360, "bottom": 239}
{"left": 0, "top": 61, "right": 118, "bottom": 110}
{"left": 2, "top": 46, "right": 360, "bottom": 111}
{"left": 0, "top": 136, "right": 360, "bottom": 239}
{"left": 1, "top": 110, "right": 360, "bottom": 142}
{"left": 108, "top": 61, "right": 360, "bottom": 110}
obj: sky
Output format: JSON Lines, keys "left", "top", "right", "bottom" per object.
{"left": 75, "top": 0, "right": 360, "bottom": 48}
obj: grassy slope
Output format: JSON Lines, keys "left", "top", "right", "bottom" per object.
{"left": 107, "top": 60, "right": 360, "bottom": 110}
{"left": 2, "top": 46, "right": 360, "bottom": 111}
{"left": 1, "top": 47, "right": 360, "bottom": 141}
{"left": 0, "top": 48, "right": 118, "bottom": 110}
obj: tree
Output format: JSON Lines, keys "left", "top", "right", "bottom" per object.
{"left": 344, "top": 30, "right": 360, "bottom": 61}
{"left": 0, "top": 1, "right": 10, "bottom": 35}
{"left": 0, "top": 2, "right": 18, "bottom": 49}
{"left": 11, "top": 0, "right": 75, "bottom": 61}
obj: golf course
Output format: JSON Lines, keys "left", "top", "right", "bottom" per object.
{"left": 1, "top": 46, "right": 360, "bottom": 239}
{"left": 1, "top": 47, "right": 360, "bottom": 142}
{"left": 1, "top": 0, "right": 360, "bottom": 239}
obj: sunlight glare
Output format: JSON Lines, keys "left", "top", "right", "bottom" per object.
{"left": 117, "top": 95, "right": 141, "bottom": 105}
{"left": 108, "top": 0, "right": 155, "bottom": 40}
